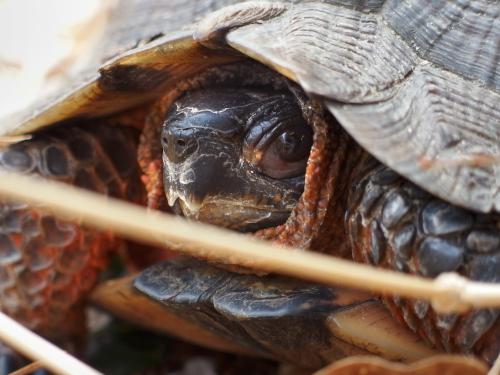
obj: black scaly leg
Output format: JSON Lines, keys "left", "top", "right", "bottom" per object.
{"left": 346, "top": 158, "right": 500, "bottom": 364}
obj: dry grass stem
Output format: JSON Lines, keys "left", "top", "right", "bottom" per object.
{"left": 0, "top": 135, "right": 31, "bottom": 147}
{"left": 9, "top": 361, "right": 43, "bottom": 375}
{"left": 0, "top": 173, "right": 499, "bottom": 314}
{"left": 488, "top": 354, "right": 500, "bottom": 375}
{"left": 0, "top": 312, "right": 101, "bottom": 375}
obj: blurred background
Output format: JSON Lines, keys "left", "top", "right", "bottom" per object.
{"left": 0, "top": 0, "right": 113, "bottom": 119}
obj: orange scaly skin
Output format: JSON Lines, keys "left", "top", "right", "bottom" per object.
{"left": 0, "top": 122, "right": 146, "bottom": 340}
{"left": 0, "top": 205, "right": 115, "bottom": 340}
{"left": 138, "top": 101, "right": 168, "bottom": 211}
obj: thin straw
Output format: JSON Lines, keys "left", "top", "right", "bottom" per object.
{"left": 0, "top": 135, "right": 31, "bottom": 146}
{"left": 488, "top": 354, "right": 500, "bottom": 375}
{"left": 9, "top": 361, "right": 42, "bottom": 375}
{"left": 0, "top": 173, "right": 499, "bottom": 314}
{"left": 0, "top": 312, "right": 101, "bottom": 375}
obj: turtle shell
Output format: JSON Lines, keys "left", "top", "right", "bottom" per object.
{"left": 3, "top": 0, "right": 499, "bottom": 215}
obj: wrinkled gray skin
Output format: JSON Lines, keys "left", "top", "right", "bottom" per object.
{"left": 162, "top": 88, "right": 311, "bottom": 232}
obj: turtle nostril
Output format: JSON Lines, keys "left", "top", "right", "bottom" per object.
{"left": 162, "top": 127, "right": 197, "bottom": 163}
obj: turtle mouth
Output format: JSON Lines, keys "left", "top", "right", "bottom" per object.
{"left": 167, "top": 192, "right": 199, "bottom": 218}
{"left": 169, "top": 198, "right": 186, "bottom": 217}
{"left": 167, "top": 194, "right": 293, "bottom": 232}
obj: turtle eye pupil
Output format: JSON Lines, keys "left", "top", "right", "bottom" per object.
{"left": 161, "top": 134, "right": 168, "bottom": 147}
{"left": 276, "top": 131, "right": 309, "bottom": 162}
{"left": 256, "top": 123, "right": 312, "bottom": 179}
{"left": 278, "top": 132, "right": 296, "bottom": 157}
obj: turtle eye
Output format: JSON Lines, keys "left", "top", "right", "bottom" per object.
{"left": 257, "top": 122, "right": 312, "bottom": 179}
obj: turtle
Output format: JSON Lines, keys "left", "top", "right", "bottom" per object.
{"left": 0, "top": 0, "right": 499, "bottom": 373}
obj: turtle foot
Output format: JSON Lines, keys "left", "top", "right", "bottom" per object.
{"left": 95, "top": 257, "right": 434, "bottom": 369}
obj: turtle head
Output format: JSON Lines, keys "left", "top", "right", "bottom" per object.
{"left": 161, "top": 87, "right": 312, "bottom": 232}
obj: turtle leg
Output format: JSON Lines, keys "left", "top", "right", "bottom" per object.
{"left": 92, "top": 257, "right": 435, "bottom": 369}
{"left": 346, "top": 158, "right": 500, "bottom": 364}
{"left": 0, "top": 124, "right": 145, "bottom": 343}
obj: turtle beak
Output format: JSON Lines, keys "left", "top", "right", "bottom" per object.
{"left": 91, "top": 258, "right": 436, "bottom": 369}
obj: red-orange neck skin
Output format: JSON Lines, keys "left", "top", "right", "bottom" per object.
{"left": 256, "top": 104, "right": 365, "bottom": 258}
